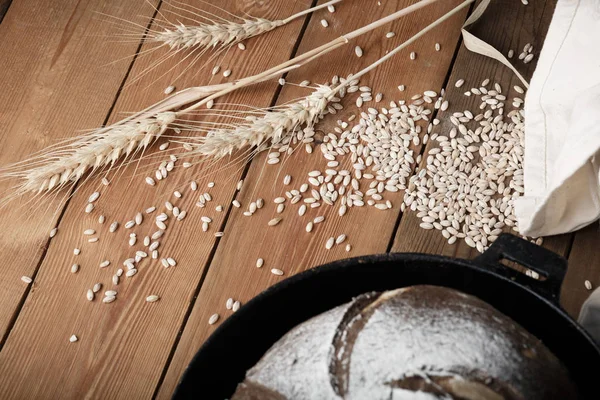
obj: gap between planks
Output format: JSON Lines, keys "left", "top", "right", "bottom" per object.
{"left": 0, "top": 0, "right": 12, "bottom": 24}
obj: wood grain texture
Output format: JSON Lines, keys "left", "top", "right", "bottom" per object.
{"left": 0, "top": 0, "right": 310, "bottom": 398}
{"left": 391, "top": 0, "right": 566, "bottom": 260}
{"left": 155, "top": 1, "right": 470, "bottom": 398}
{"left": 0, "top": 0, "right": 159, "bottom": 341}
{"left": 562, "top": 224, "right": 600, "bottom": 317}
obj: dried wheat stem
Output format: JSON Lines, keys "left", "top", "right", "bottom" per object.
{"left": 152, "top": 0, "right": 342, "bottom": 51}
{"left": 337, "top": 0, "right": 473, "bottom": 87}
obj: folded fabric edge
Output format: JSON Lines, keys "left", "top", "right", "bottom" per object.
{"left": 516, "top": 153, "right": 600, "bottom": 237}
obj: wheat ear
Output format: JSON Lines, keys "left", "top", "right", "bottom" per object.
{"left": 151, "top": 0, "right": 342, "bottom": 52}
{"left": 2, "top": 0, "right": 451, "bottom": 197}
{"left": 185, "top": 81, "right": 351, "bottom": 159}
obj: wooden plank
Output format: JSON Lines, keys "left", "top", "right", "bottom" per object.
{"left": 0, "top": 1, "right": 311, "bottom": 398}
{"left": 0, "top": 0, "right": 158, "bottom": 341}
{"left": 391, "top": 0, "right": 566, "bottom": 262}
{"left": 562, "top": 224, "right": 600, "bottom": 317}
{"left": 156, "top": 1, "right": 471, "bottom": 397}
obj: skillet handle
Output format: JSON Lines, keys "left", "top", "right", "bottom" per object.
{"left": 474, "top": 233, "right": 567, "bottom": 304}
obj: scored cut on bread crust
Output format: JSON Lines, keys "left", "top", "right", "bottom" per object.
{"left": 232, "top": 292, "right": 380, "bottom": 400}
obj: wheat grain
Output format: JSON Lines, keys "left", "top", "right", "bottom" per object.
{"left": 208, "top": 313, "right": 219, "bottom": 325}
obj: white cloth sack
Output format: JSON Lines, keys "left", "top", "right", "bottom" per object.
{"left": 514, "top": 0, "right": 600, "bottom": 237}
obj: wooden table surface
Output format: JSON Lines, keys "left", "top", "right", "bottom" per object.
{"left": 0, "top": 0, "right": 598, "bottom": 398}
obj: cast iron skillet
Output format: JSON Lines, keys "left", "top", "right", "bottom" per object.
{"left": 174, "top": 234, "right": 600, "bottom": 399}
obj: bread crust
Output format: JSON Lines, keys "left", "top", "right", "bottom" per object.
{"left": 232, "top": 286, "right": 577, "bottom": 400}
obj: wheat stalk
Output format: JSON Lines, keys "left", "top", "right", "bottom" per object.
{"left": 112, "top": 0, "right": 342, "bottom": 84}
{"left": 151, "top": 0, "right": 341, "bottom": 51}
{"left": 186, "top": 81, "right": 351, "bottom": 159}
{"left": 149, "top": 0, "right": 340, "bottom": 51}
{"left": 2, "top": 0, "right": 466, "bottom": 197}
{"left": 152, "top": 17, "right": 285, "bottom": 51}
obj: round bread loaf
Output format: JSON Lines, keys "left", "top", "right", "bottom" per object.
{"left": 231, "top": 285, "right": 577, "bottom": 399}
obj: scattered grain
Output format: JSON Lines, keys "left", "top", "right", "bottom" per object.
{"left": 268, "top": 218, "right": 282, "bottom": 226}
{"left": 325, "top": 237, "right": 335, "bottom": 249}
{"left": 146, "top": 295, "right": 160, "bottom": 303}
{"left": 208, "top": 313, "right": 219, "bottom": 325}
